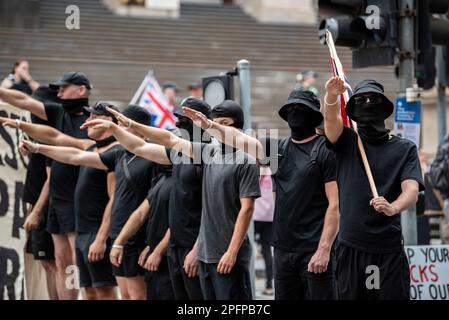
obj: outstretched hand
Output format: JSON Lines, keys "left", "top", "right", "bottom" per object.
{"left": 81, "top": 118, "right": 116, "bottom": 130}
{"left": 0, "top": 116, "right": 20, "bottom": 129}
{"left": 325, "top": 76, "right": 347, "bottom": 97}
{"left": 21, "top": 139, "right": 39, "bottom": 154}
{"left": 105, "top": 107, "right": 132, "bottom": 128}
{"left": 181, "top": 107, "right": 209, "bottom": 129}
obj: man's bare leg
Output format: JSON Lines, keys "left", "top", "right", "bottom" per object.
{"left": 126, "top": 276, "right": 146, "bottom": 300}
{"left": 94, "top": 286, "right": 117, "bottom": 300}
{"left": 52, "top": 233, "right": 79, "bottom": 300}
{"left": 116, "top": 277, "right": 130, "bottom": 300}
{"left": 40, "top": 260, "right": 59, "bottom": 300}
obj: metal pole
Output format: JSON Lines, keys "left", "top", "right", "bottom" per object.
{"left": 399, "top": 0, "right": 418, "bottom": 245}
{"left": 437, "top": 46, "right": 447, "bottom": 144}
{"left": 237, "top": 59, "right": 256, "bottom": 298}
{"left": 238, "top": 59, "right": 252, "bottom": 130}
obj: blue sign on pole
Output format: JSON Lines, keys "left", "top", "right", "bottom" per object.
{"left": 394, "top": 97, "right": 422, "bottom": 147}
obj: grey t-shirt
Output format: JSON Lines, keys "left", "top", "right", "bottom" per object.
{"left": 195, "top": 143, "right": 261, "bottom": 264}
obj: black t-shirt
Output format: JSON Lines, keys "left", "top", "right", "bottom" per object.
{"left": 44, "top": 102, "right": 88, "bottom": 203}
{"left": 271, "top": 136, "right": 337, "bottom": 252}
{"left": 330, "top": 126, "right": 424, "bottom": 253}
{"left": 75, "top": 143, "right": 120, "bottom": 234}
{"left": 166, "top": 148, "right": 204, "bottom": 248}
{"left": 22, "top": 114, "right": 50, "bottom": 205}
{"left": 145, "top": 173, "right": 173, "bottom": 250}
{"left": 10, "top": 79, "right": 32, "bottom": 95}
{"left": 99, "top": 146, "right": 155, "bottom": 241}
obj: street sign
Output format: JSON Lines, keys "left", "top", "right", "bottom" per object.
{"left": 394, "top": 96, "right": 422, "bottom": 147}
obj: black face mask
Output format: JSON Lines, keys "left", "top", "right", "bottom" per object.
{"left": 352, "top": 103, "right": 389, "bottom": 144}
{"left": 61, "top": 98, "right": 89, "bottom": 116}
{"left": 95, "top": 136, "right": 116, "bottom": 149}
{"left": 176, "top": 117, "right": 194, "bottom": 140}
{"left": 287, "top": 109, "right": 317, "bottom": 140}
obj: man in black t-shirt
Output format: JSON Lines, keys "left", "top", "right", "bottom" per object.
{"left": 110, "top": 165, "right": 175, "bottom": 300}
{"left": 323, "top": 77, "right": 424, "bottom": 300}
{"left": 0, "top": 71, "right": 92, "bottom": 300}
{"left": 22, "top": 105, "right": 155, "bottom": 300}
{"left": 181, "top": 91, "right": 340, "bottom": 300}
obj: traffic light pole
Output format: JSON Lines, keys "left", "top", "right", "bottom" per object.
{"left": 237, "top": 59, "right": 256, "bottom": 298}
{"left": 398, "top": 0, "right": 418, "bottom": 245}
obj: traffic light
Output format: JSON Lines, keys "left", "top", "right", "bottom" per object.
{"left": 202, "top": 74, "right": 234, "bottom": 108}
{"left": 318, "top": 0, "right": 398, "bottom": 68}
{"left": 416, "top": 0, "right": 449, "bottom": 89}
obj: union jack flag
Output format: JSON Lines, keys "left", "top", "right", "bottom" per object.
{"left": 133, "top": 73, "right": 177, "bottom": 129}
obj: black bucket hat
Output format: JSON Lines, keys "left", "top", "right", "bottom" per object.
{"left": 278, "top": 89, "right": 323, "bottom": 126}
{"left": 345, "top": 79, "right": 394, "bottom": 121}
{"left": 175, "top": 97, "right": 212, "bottom": 119}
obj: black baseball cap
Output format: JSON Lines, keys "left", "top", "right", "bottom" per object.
{"left": 50, "top": 71, "right": 93, "bottom": 90}
{"left": 83, "top": 101, "right": 118, "bottom": 122}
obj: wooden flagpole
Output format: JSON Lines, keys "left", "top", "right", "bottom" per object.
{"left": 325, "top": 30, "right": 379, "bottom": 198}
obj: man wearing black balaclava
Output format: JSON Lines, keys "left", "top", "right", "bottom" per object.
{"left": 323, "top": 77, "right": 424, "bottom": 300}
{"left": 181, "top": 91, "right": 340, "bottom": 300}
{"left": 0, "top": 71, "right": 91, "bottom": 300}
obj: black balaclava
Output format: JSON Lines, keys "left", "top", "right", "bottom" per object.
{"left": 351, "top": 94, "right": 390, "bottom": 144}
{"left": 61, "top": 98, "right": 89, "bottom": 116}
{"left": 176, "top": 115, "right": 194, "bottom": 140}
{"left": 212, "top": 100, "right": 244, "bottom": 130}
{"left": 212, "top": 100, "right": 244, "bottom": 154}
{"left": 287, "top": 107, "right": 317, "bottom": 140}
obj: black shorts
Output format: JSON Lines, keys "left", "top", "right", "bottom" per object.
{"left": 335, "top": 244, "right": 410, "bottom": 300}
{"left": 273, "top": 248, "right": 335, "bottom": 300}
{"left": 111, "top": 239, "right": 146, "bottom": 278}
{"left": 25, "top": 204, "right": 55, "bottom": 260}
{"left": 46, "top": 198, "right": 76, "bottom": 235}
{"left": 75, "top": 232, "right": 117, "bottom": 288}
{"left": 145, "top": 253, "right": 174, "bottom": 300}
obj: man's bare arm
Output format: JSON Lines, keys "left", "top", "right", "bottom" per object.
{"left": 113, "top": 199, "right": 150, "bottom": 246}
{"left": 217, "top": 197, "right": 255, "bottom": 274}
{"left": 21, "top": 140, "right": 107, "bottom": 170}
{"left": 371, "top": 179, "right": 419, "bottom": 216}
{"left": 308, "top": 181, "right": 339, "bottom": 273}
{"left": 103, "top": 107, "right": 193, "bottom": 158}
{"left": 181, "top": 107, "right": 264, "bottom": 160}
{"left": 0, "top": 117, "right": 92, "bottom": 149}
{"left": 0, "top": 87, "right": 47, "bottom": 120}
{"left": 80, "top": 119, "right": 171, "bottom": 164}
{"left": 323, "top": 77, "right": 345, "bottom": 144}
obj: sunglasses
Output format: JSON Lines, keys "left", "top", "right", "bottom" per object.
{"left": 353, "top": 94, "right": 383, "bottom": 105}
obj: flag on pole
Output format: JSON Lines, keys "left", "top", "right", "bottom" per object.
{"left": 326, "top": 30, "right": 353, "bottom": 127}
{"left": 131, "top": 72, "right": 177, "bottom": 129}
{"left": 325, "top": 30, "right": 379, "bottom": 198}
